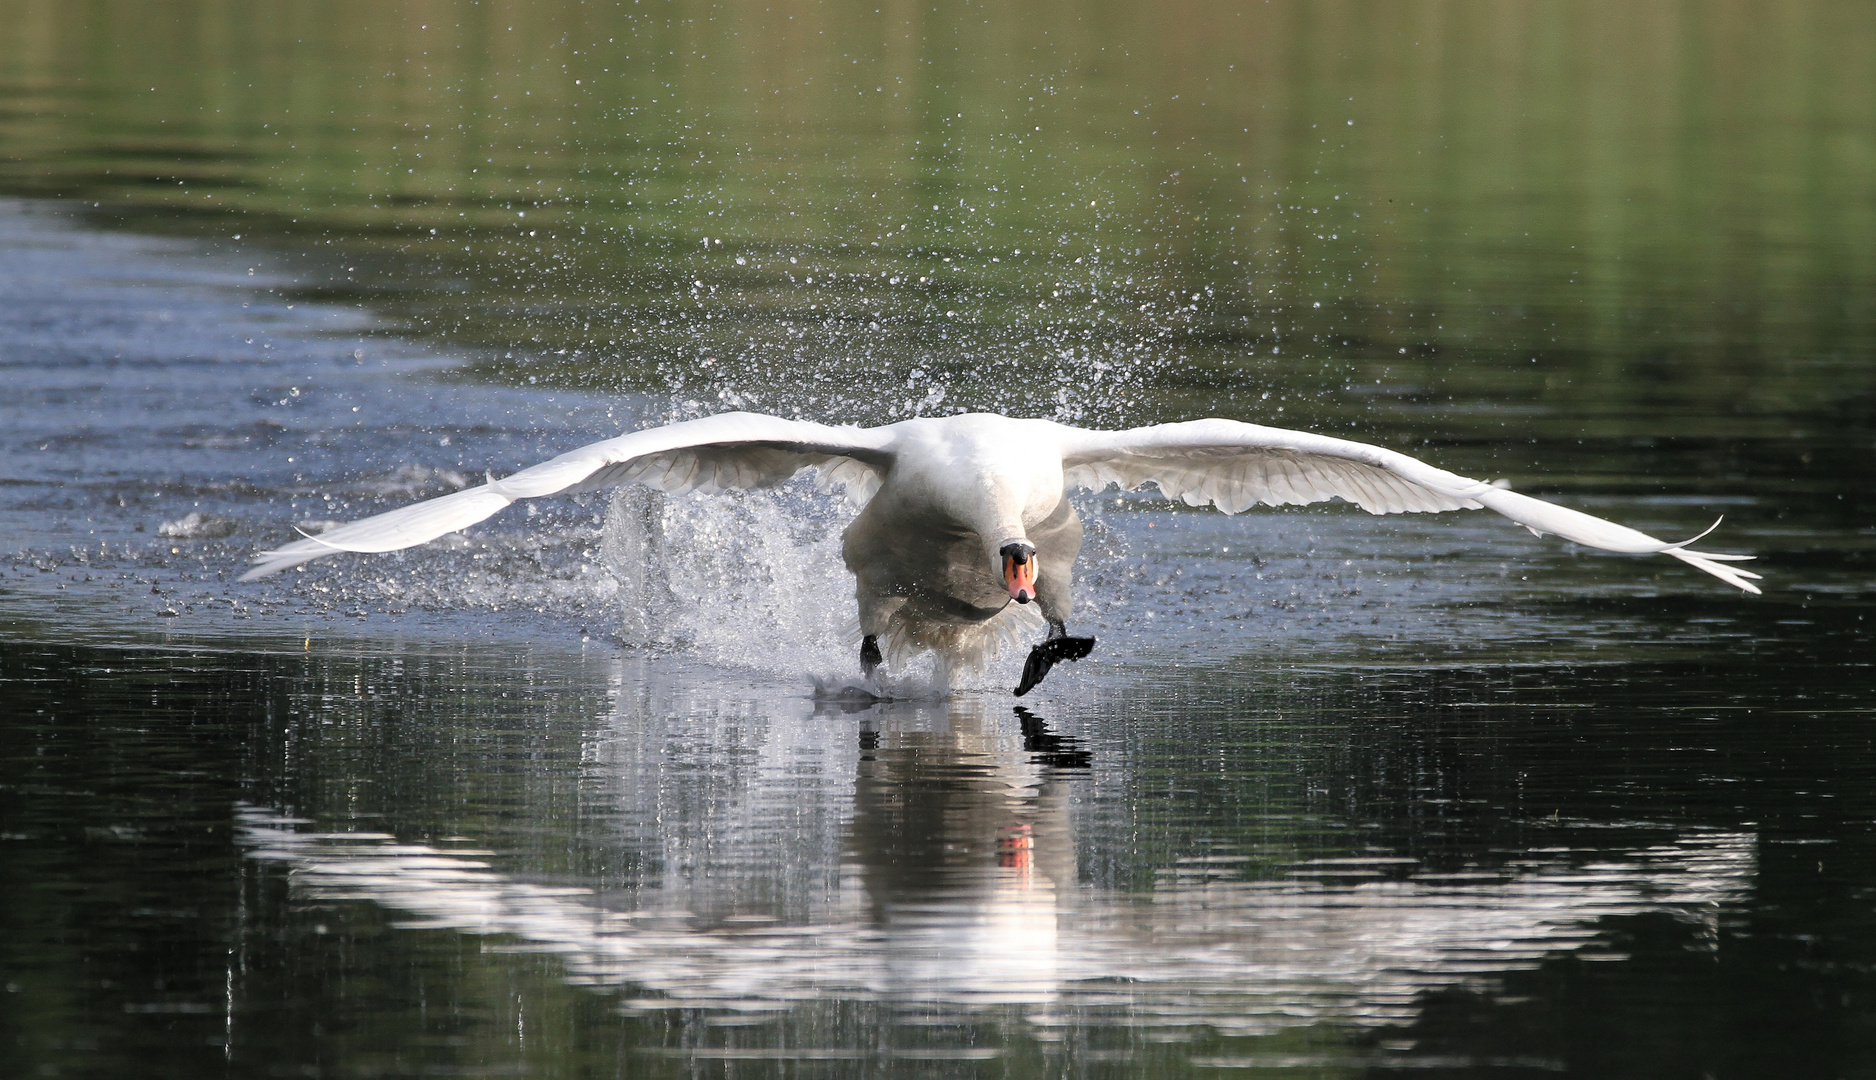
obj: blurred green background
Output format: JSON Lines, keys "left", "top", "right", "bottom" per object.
{"left": 4, "top": 0, "right": 1871, "bottom": 437}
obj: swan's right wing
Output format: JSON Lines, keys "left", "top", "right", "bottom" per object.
{"left": 1057, "top": 418, "right": 1760, "bottom": 593}
{"left": 241, "top": 412, "right": 892, "bottom": 579}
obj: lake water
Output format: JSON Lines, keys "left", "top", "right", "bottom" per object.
{"left": 2, "top": 3, "right": 1875, "bottom": 1077}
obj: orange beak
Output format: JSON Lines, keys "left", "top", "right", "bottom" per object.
{"left": 1004, "top": 551, "right": 1037, "bottom": 604}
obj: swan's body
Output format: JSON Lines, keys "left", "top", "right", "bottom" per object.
{"left": 243, "top": 411, "right": 1759, "bottom": 693}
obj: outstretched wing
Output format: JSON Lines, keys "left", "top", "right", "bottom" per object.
{"left": 241, "top": 411, "right": 893, "bottom": 580}
{"left": 1057, "top": 418, "right": 1761, "bottom": 593}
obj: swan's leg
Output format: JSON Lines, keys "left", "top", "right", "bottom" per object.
{"left": 1014, "top": 518, "right": 1095, "bottom": 696}
{"left": 854, "top": 588, "right": 904, "bottom": 679}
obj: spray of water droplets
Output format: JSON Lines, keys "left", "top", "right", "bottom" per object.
{"left": 594, "top": 479, "right": 1044, "bottom": 694}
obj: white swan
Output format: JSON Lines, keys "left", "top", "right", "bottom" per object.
{"left": 241, "top": 412, "right": 1760, "bottom": 693}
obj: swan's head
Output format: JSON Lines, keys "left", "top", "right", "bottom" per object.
{"left": 1000, "top": 541, "right": 1038, "bottom": 604}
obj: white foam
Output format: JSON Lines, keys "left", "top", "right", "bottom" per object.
{"left": 808, "top": 670, "right": 953, "bottom": 702}
{"left": 601, "top": 480, "right": 857, "bottom": 675}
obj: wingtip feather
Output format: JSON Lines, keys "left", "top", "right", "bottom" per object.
{"left": 1669, "top": 548, "right": 1764, "bottom": 594}
{"left": 1663, "top": 515, "right": 1726, "bottom": 552}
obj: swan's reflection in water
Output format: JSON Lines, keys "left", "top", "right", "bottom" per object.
{"left": 845, "top": 701, "right": 1083, "bottom": 1003}
{"left": 237, "top": 695, "right": 1754, "bottom": 1040}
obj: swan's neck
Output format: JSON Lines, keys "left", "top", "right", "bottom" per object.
{"left": 889, "top": 413, "right": 1066, "bottom": 569}
{"left": 961, "top": 475, "right": 1056, "bottom": 572}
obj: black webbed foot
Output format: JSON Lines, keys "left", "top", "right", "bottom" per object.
{"left": 860, "top": 635, "right": 883, "bottom": 679}
{"left": 1013, "top": 635, "right": 1095, "bottom": 696}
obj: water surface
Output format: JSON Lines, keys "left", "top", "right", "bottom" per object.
{"left": 2, "top": 3, "right": 1874, "bottom": 1076}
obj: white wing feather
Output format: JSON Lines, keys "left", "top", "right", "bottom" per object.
{"left": 241, "top": 412, "right": 891, "bottom": 580}
{"left": 1058, "top": 418, "right": 1761, "bottom": 594}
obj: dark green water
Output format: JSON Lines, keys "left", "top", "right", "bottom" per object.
{"left": 2, "top": 2, "right": 1875, "bottom": 1076}
{"left": 7, "top": 633, "right": 1876, "bottom": 1078}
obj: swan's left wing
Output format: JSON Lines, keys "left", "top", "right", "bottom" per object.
{"left": 241, "top": 412, "right": 892, "bottom": 579}
{"left": 1057, "top": 418, "right": 1760, "bottom": 593}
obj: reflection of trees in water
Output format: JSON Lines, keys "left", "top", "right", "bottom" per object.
{"left": 12, "top": 639, "right": 1857, "bottom": 1073}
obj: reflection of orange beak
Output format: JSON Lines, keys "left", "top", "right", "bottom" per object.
{"left": 1004, "top": 552, "right": 1037, "bottom": 604}
{"left": 997, "top": 823, "right": 1033, "bottom": 869}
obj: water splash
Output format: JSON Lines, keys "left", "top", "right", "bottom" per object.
{"left": 600, "top": 480, "right": 855, "bottom": 675}
{"left": 598, "top": 480, "right": 1041, "bottom": 692}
